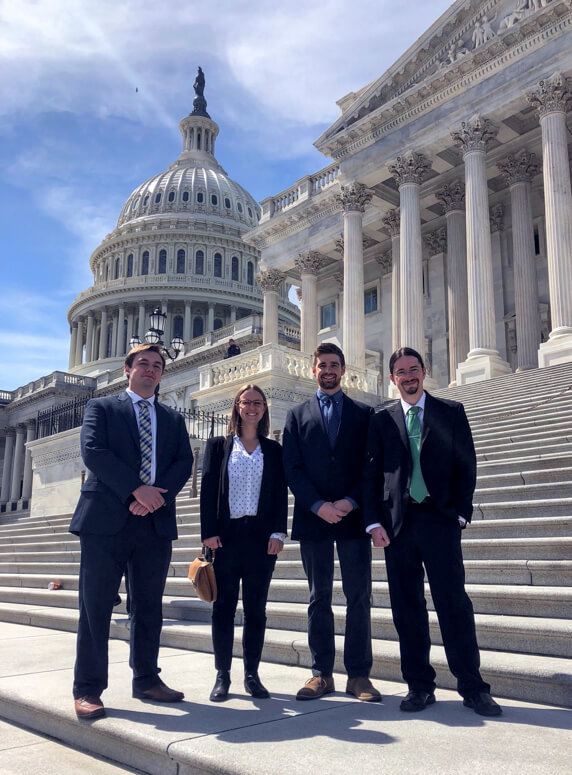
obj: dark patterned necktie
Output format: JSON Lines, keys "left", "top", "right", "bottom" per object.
{"left": 321, "top": 396, "right": 338, "bottom": 448}
{"left": 138, "top": 400, "right": 152, "bottom": 484}
{"left": 406, "top": 405, "right": 428, "bottom": 502}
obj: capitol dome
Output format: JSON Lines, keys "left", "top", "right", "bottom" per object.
{"left": 66, "top": 69, "right": 299, "bottom": 377}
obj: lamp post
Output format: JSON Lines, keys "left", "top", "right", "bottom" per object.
{"left": 129, "top": 308, "right": 184, "bottom": 361}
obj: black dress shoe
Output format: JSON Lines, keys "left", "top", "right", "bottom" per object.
{"left": 463, "top": 692, "right": 502, "bottom": 717}
{"left": 210, "top": 670, "right": 231, "bottom": 702}
{"left": 400, "top": 689, "right": 436, "bottom": 712}
{"left": 244, "top": 673, "right": 270, "bottom": 699}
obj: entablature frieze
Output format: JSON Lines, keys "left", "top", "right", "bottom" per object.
{"left": 318, "top": 1, "right": 571, "bottom": 160}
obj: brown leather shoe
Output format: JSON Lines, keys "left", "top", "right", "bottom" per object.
{"left": 133, "top": 682, "right": 184, "bottom": 703}
{"left": 296, "top": 676, "right": 335, "bottom": 701}
{"left": 75, "top": 696, "right": 105, "bottom": 719}
{"left": 346, "top": 676, "right": 382, "bottom": 702}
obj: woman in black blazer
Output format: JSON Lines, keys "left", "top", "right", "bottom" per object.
{"left": 200, "top": 384, "right": 288, "bottom": 702}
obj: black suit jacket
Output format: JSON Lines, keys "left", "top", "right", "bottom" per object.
{"left": 283, "top": 393, "right": 373, "bottom": 541}
{"left": 69, "top": 392, "right": 193, "bottom": 540}
{"left": 200, "top": 435, "right": 288, "bottom": 541}
{"left": 363, "top": 392, "right": 476, "bottom": 540}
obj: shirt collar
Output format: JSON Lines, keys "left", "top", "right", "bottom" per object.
{"left": 400, "top": 390, "right": 426, "bottom": 418}
{"left": 316, "top": 389, "right": 343, "bottom": 406}
{"left": 126, "top": 389, "right": 156, "bottom": 406}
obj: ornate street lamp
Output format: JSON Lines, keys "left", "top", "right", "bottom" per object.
{"left": 129, "top": 308, "right": 184, "bottom": 361}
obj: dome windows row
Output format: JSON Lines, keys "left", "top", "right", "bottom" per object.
{"left": 100, "top": 249, "right": 256, "bottom": 285}
{"left": 126, "top": 188, "right": 257, "bottom": 223}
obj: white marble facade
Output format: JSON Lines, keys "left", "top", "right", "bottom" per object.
{"left": 245, "top": 0, "right": 572, "bottom": 386}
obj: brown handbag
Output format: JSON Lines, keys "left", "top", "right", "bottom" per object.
{"left": 188, "top": 546, "right": 217, "bottom": 602}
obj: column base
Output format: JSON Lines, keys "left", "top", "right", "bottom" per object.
{"left": 456, "top": 350, "right": 512, "bottom": 385}
{"left": 538, "top": 330, "right": 572, "bottom": 368}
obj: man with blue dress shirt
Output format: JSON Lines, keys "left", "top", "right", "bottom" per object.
{"left": 283, "top": 342, "right": 381, "bottom": 702}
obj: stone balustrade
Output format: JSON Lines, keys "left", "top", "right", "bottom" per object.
{"left": 259, "top": 162, "right": 341, "bottom": 223}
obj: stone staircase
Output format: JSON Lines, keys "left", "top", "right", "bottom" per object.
{"left": 0, "top": 362, "right": 571, "bottom": 707}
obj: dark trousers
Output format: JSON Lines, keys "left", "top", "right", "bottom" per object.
{"left": 300, "top": 536, "right": 372, "bottom": 678}
{"left": 384, "top": 501, "right": 489, "bottom": 698}
{"left": 211, "top": 520, "right": 277, "bottom": 673}
{"left": 73, "top": 515, "right": 172, "bottom": 698}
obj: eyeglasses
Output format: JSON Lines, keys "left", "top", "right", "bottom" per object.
{"left": 393, "top": 367, "right": 423, "bottom": 378}
{"left": 237, "top": 400, "right": 265, "bottom": 408}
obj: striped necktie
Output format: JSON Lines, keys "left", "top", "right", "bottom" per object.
{"left": 406, "top": 405, "right": 428, "bottom": 503}
{"left": 138, "top": 400, "right": 152, "bottom": 484}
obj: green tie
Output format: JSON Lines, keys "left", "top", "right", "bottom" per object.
{"left": 407, "top": 406, "right": 428, "bottom": 503}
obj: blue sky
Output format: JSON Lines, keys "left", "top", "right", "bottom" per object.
{"left": 0, "top": 0, "right": 452, "bottom": 390}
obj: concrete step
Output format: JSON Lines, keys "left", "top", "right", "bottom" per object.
{"left": 0, "top": 608, "right": 569, "bottom": 707}
{"left": 476, "top": 453, "right": 572, "bottom": 476}
{"left": 474, "top": 481, "right": 572, "bottom": 504}
{"left": 477, "top": 441, "right": 572, "bottom": 462}
{"left": 475, "top": 498, "right": 572, "bottom": 519}
{"left": 476, "top": 467, "right": 572, "bottom": 488}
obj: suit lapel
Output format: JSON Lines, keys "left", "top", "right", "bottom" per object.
{"left": 388, "top": 400, "right": 409, "bottom": 450}
{"left": 420, "top": 391, "right": 433, "bottom": 447}
{"left": 117, "top": 392, "right": 139, "bottom": 450}
{"left": 307, "top": 395, "right": 330, "bottom": 449}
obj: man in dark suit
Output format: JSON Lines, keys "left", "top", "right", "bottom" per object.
{"left": 283, "top": 343, "right": 381, "bottom": 702}
{"left": 363, "top": 346, "right": 502, "bottom": 716}
{"left": 70, "top": 344, "right": 193, "bottom": 719}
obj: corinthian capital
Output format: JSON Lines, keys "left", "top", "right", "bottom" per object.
{"left": 497, "top": 149, "right": 539, "bottom": 185}
{"left": 528, "top": 72, "right": 572, "bottom": 118}
{"left": 375, "top": 251, "right": 393, "bottom": 275}
{"left": 388, "top": 151, "right": 431, "bottom": 186}
{"left": 295, "top": 250, "right": 327, "bottom": 275}
{"left": 336, "top": 182, "right": 373, "bottom": 213}
{"left": 451, "top": 115, "right": 497, "bottom": 154}
{"left": 381, "top": 209, "right": 400, "bottom": 236}
{"left": 436, "top": 181, "right": 465, "bottom": 213}
{"left": 489, "top": 203, "right": 505, "bottom": 233}
{"left": 424, "top": 227, "right": 447, "bottom": 256}
{"left": 256, "top": 268, "right": 286, "bottom": 292}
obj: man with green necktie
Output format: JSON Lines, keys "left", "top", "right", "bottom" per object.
{"left": 363, "top": 347, "right": 502, "bottom": 718}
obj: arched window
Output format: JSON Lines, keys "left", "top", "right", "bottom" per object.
{"left": 182, "top": 191, "right": 189, "bottom": 202}
{"left": 158, "top": 249, "right": 167, "bottom": 274}
{"left": 168, "top": 191, "right": 175, "bottom": 202}
{"left": 211, "top": 194, "right": 218, "bottom": 206}
{"left": 155, "top": 192, "right": 162, "bottom": 203}
{"left": 195, "top": 250, "right": 204, "bottom": 275}
{"left": 193, "top": 316, "right": 204, "bottom": 338}
{"left": 247, "top": 261, "right": 254, "bottom": 286}
{"left": 176, "top": 249, "right": 185, "bottom": 274}
{"left": 141, "top": 251, "right": 149, "bottom": 275}
{"left": 214, "top": 318, "right": 223, "bottom": 330}
{"left": 231, "top": 256, "right": 239, "bottom": 281}
{"left": 247, "top": 207, "right": 253, "bottom": 218}
{"left": 224, "top": 197, "right": 231, "bottom": 209}
{"left": 173, "top": 315, "right": 184, "bottom": 338}
{"left": 126, "top": 254, "right": 133, "bottom": 277}
{"left": 237, "top": 202, "right": 243, "bottom": 213}
{"left": 213, "top": 252, "right": 222, "bottom": 278}
{"left": 143, "top": 195, "right": 149, "bottom": 206}
{"left": 197, "top": 192, "right": 204, "bottom": 203}
{"left": 114, "top": 258, "right": 120, "bottom": 279}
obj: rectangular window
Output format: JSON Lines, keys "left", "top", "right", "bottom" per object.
{"left": 320, "top": 302, "right": 336, "bottom": 329}
{"left": 364, "top": 286, "right": 378, "bottom": 314}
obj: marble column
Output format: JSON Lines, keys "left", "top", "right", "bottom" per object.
{"left": 295, "top": 251, "right": 327, "bottom": 354}
{"left": 497, "top": 150, "right": 540, "bottom": 371}
{"left": 69, "top": 323, "right": 78, "bottom": 370}
{"left": 207, "top": 303, "right": 215, "bottom": 333}
{"left": 138, "top": 303, "right": 146, "bottom": 340}
{"left": 381, "top": 210, "right": 401, "bottom": 353}
{"left": 85, "top": 312, "right": 95, "bottom": 363}
{"left": 257, "top": 268, "right": 286, "bottom": 345}
{"left": 336, "top": 182, "right": 372, "bottom": 368}
{"left": 388, "top": 153, "right": 430, "bottom": 358}
{"left": 451, "top": 116, "right": 511, "bottom": 383}
{"left": 10, "top": 425, "right": 26, "bottom": 504}
{"left": 99, "top": 308, "right": 109, "bottom": 360}
{"left": 74, "top": 317, "right": 84, "bottom": 367}
{"left": 436, "top": 181, "right": 469, "bottom": 385}
{"left": 126, "top": 308, "right": 135, "bottom": 351}
{"left": 0, "top": 428, "right": 15, "bottom": 505}
{"left": 230, "top": 306, "right": 237, "bottom": 324}
{"left": 528, "top": 73, "right": 572, "bottom": 366}
{"left": 116, "top": 304, "right": 126, "bottom": 356}
{"left": 111, "top": 307, "right": 119, "bottom": 357}
{"left": 184, "top": 301, "right": 192, "bottom": 341}
{"left": 20, "top": 420, "right": 36, "bottom": 505}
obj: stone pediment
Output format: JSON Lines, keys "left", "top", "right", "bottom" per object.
{"left": 316, "top": 0, "right": 564, "bottom": 157}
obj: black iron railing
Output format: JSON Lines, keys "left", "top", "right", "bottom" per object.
{"left": 178, "top": 408, "right": 229, "bottom": 439}
{"left": 36, "top": 396, "right": 93, "bottom": 439}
